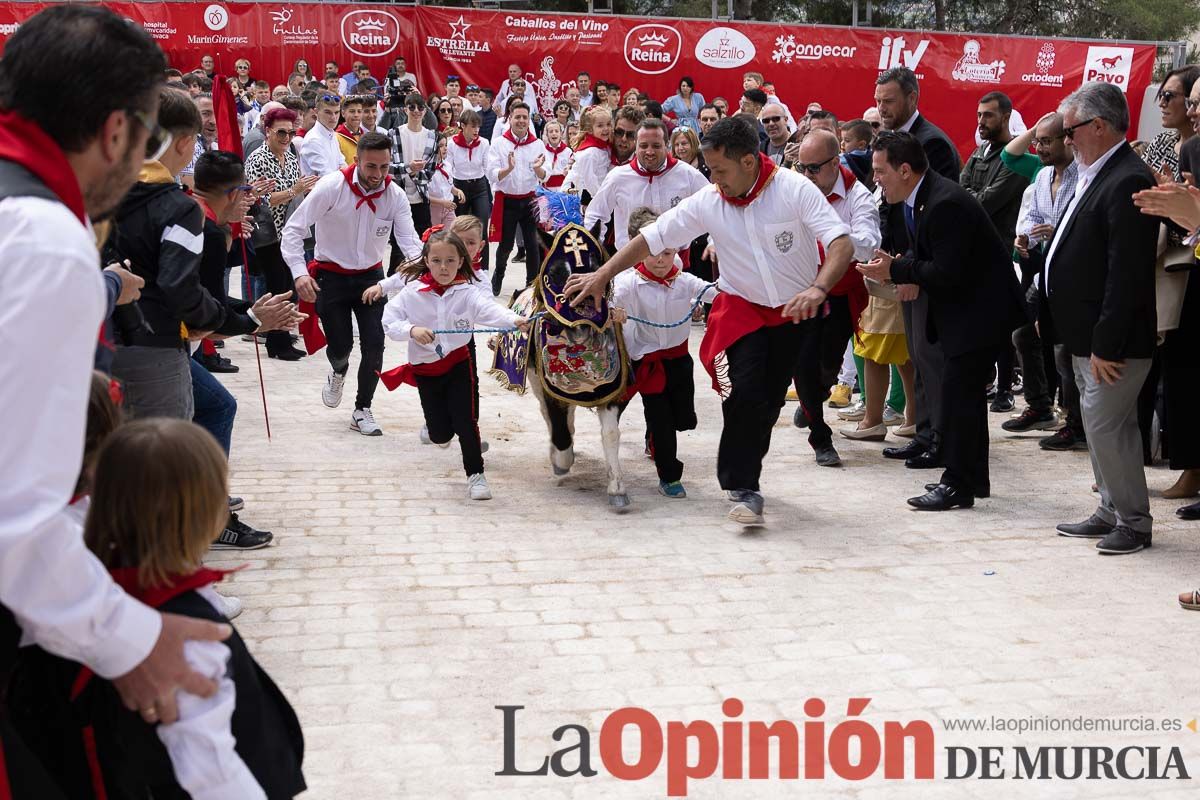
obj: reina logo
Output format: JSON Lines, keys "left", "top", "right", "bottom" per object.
{"left": 341, "top": 9, "right": 398, "bottom": 57}
{"left": 624, "top": 24, "right": 682, "bottom": 76}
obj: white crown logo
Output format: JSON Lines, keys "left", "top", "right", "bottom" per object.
{"left": 355, "top": 16, "right": 385, "bottom": 30}
{"left": 638, "top": 32, "right": 669, "bottom": 47}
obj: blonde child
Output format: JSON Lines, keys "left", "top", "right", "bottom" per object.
{"left": 541, "top": 120, "right": 570, "bottom": 189}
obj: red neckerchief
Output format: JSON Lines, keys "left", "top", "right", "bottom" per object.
{"left": 718, "top": 152, "right": 778, "bottom": 207}
{"left": 574, "top": 133, "right": 610, "bottom": 154}
{"left": 635, "top": 262, "right": 679, "bottom": 285}
{"left": 630, "top": 154, "right": 677, "bottom": 185}
{"left": 453, "top": 132, "right": 481, "bottom": 160}
{"left": 0, "top": 110, "right": 86, "bottom": 223}
{"left": 193, "top": 195, "right": 219, "bottom": 224}
{"left": 109, "top": 566, "right": 233, "bottom": 610}
{"left": 827, "top": 164, "right": 857, "bottom": 203}
{"left": 335, "top": 123, "right": 360, "bottom": 142}
{"left": 545, "top": 140, "right": 568, "bottom": 170}
{"left": 340, "top": 165, "right": 391, "bottom": 211}
{"left": 472, "top": 250, "right": 483, "bottom": 273}
{"left": 503, "top": 129, "right": 535, "bottom": 148}
{"left": 437, "top": 165, "right": 450, "bottom": 181}
{"left": 417, "top": 271, "right": 467, "bottom": 295}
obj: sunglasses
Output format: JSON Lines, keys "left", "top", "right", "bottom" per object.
{"left": 761, "top": 115, "right": 783, "bottom": 124}
{"left": 406, "top": 103, "right": 424, "bottom": 112}
{"left": 320, "top": 93, "right": 341, "bottom": 103}
{"left": 1062, "top": 117, "right": 1096, "bottom": 140}
{"left": 1032, "top": 134, "right": 1065, "bottom": 147}
{"left": 614, "top": 129, "right": 637, "bottom": 139}
{"left": 273, "top": 129, "right": 296, "bottom": 139}
{"left": 870, "top": 121, "right": 881, "bottom": 129}
{"left": 131, "top": 109, "right": 173, "bottom": 161}
{"left": 438, "top": 107, "right": 452, "bottom": 114}
{"left": 797, "top": 155, "right": 837, "bottom": 175}
{"left": 1157, "top": 89, "right": 1181, "bottom": 103}
{"left": 237, "top": 65, "right": 249, "bottom": 71}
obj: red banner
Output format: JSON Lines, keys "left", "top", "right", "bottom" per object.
{"left": 0, "top": 2, "right": 1157, "bottom": 158}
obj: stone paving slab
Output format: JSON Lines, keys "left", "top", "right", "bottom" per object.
{"left": 207, "top": 268, "right": 1200, "bottom": 798}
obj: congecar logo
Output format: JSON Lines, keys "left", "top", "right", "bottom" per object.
{"left": 341, "top": 9, "right": 398, "bottom": 58}
{"left": 624, "top": 24, "right": 682, "bottom": 75}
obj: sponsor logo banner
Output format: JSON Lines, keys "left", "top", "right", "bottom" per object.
{"left": 624, "top": 23, "right": 682, "bottom": 75}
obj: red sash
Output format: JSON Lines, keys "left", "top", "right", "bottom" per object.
{"left": 623, "top": 341, "right": 689, "bottom": 401}
{"left": 488, "top": 191, "right": 535, "bottom": 243}
{"left": 378, "top": 343, "right": 470, "bottom": 391}
{"left": 698, "top": 293, "right": 791, "bottom": 395}
{"left": 298, "top": 259, "right": 380, "bottom": 354}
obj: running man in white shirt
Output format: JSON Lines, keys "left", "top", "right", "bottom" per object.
{"left": 485, "top": 102, "right": 547, "bottom": 295}
{"left": 297, "top": 92, "right": 347, "bottom": 177}
{"left": 283, "top": 133, "right": 423, "bottom": 435}
{"left": 564, "top": 117, "right": 853, "bottom": 527}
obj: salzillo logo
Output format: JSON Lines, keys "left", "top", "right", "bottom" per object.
{"left": 695, "top": 27, "right": 755, "bottom": 70}
{"left": 202, "top": 4, "right": 228, "bottom": 32}
{"left": 1083, "top": 46, "right": 1134, "bottom": 91}
{"left": 1022, "top": 42, "right": 1063, "bottom": 87}
{"left": 341, "top": 9, "right": 399, "bottom": 58}
{"left": 771, "top": 35, "right": 856, "bottom": 65}
{"left": 624, "top": 24, "right": 682, "bottom": 76}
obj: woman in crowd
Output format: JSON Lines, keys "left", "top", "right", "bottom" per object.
{"left": 553, "top": 100, "right": 572, "bottom": 129}
{"left": 292, "top": 58, "right": 313, "bottom": 84}
{"left": 662, "top": 76, "right": 706, "bottom": 133}
{"left": 622, "top": 88, "right": 641, "bottom": 108}
{"left": 233, "top": 58, "right": 254, "bottom": 92}
{"left": 434, "top": 98, "right": 456, "bottom": 134}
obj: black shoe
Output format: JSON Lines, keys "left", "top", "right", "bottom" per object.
{"left": 793, "top": 406, "right": 809, "bottom": 429}
{"left": 213, "top": 340, "right": 224, "bottom": 349}
{"left": 985, "top": 383, "right": 997, "bottom": 400}
{"left": 1095, "top": 526, "right": 1151, "bottom": 555}
{"left": 228, "top": 496, "right": 244, "bottom": 512}
{"left": 199, "top": 352, "right": 239, "bottom": 373}
{"left": 268, "top": 346, "right": 306, "bottom": 361}
{"left": 211, "top": 514, "right": 273, "bottom": 550}
{"left": 814, "top": 445, "right": 841, "bottom": 467}
{"left": 925, "top": 482, "right": 989, "bottom": 499}
{"left": 1177, "top": 501, "right": 1200, "bottom": 520}
{"left": 989, "top": 391, "right": 1015, "bottom": 412}
{"left": 907, "top": 484, "right": 974, "bottom": 510}
{"left": 491, "top": 272, "right": 503, "bottom": 296}
{"left": 883, "top": 441, "right": 925, "bottom": 460}
{"left": 1055, "top": 514, "right": 1114, "bottom": 538}
{"left": 905, "top": 450, "right": 943, "bottom": 469}
{"left": 1001, "top": 407, "right": 1058, "bottom": 432}
{"left": 1039, "top": 426, "right": 1086, "bottom": 451}
{"left": 513, "top": 248, "right": 526, "bottom": 263}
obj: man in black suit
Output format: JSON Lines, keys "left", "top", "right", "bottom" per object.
{"left": 873, "top": 67, "right": 962, "bottom": 470}
{"left": 859, "top": 132, "right": 1026, "bottom": 510}
{"left": 1044, "top": 82, "right": 1159, "bottom": 554}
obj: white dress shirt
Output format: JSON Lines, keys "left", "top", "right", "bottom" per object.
{"left": 612, "top": 269, "right": 719, "bottom": 359}
{"left": 542, "top": 144, "right": 572, "bottom": 184}
{"left": 1044, "top": 140, "right": 1125, "bottom": 290}
{"left": 486, "top": 132, "right": 548, "bottom": 195}
{"left": 298, "top": 122, "right": 346, "bottom": 177}
{"left": 495, "top": 80, "right": 539, "bottom": 115}
{"left": 444, "top": 135, "right": 489, "bottom": 181}
{"left": 826, "top": 170, "right": 881, "bottom": 262}
{"left": 563, "top": 145, "right": 612, "bottom": 198}
{"left": 156, "top": 585, "right": 265, "bottom": 800}
{"left": 282, "top": 168, "right": 422, "bottom": 278}
{"left": 584, "top": 159, "right": 710, "bottom": 249}
{"left": 641, "top": 166, "right": 851, "bottom": 308}
{"left": 0, "top": 195, "right": 160, "bottom": 678}
{"left": 382, "top": 280, "right": 521, "bottom": 363}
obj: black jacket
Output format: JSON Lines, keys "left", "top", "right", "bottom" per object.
{"left": 105, "top": 163, "right": 254, "bottom": 347}
{"left": 1043, "top": 142, "right": 1158, "bottom": 360}
{"left": 960, "top": 141, "right": 1029, "bottom": 244}
{"left": 888, "top": 171, "right": 1027, "bottom": 357}
{"left": 909, "top": 113, "right": 962, "bottom": 182}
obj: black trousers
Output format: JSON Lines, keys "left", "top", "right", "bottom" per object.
{"left": 410, "top": 202, "right": 432, "bottom": 240}
{"left": 454, "top": 177, "right": 492, "bottom": 270}
{"left": 416, "top": 358, "right": 484, "bottom": 476}
{"left": 619, "top": 354, "right": 697, "bottom": 483}
{"left": 1012, "top": 321, "right": 1053, "bottom": 412}
{"left": 718, "top": 322, "right": 810, "bottom": 491}
{"left": 493, "top": 195, "right": 540, "bottom": 292}
{"left": 1053, "top": 343, "right": 1084, "bottom": 434}
{"left": 788, "top": 313, "right": 835, "bottom": 451}
{"left": 253, "top": 242, "right": 298, "bottom": 355}
{"left": 313, "top": 268, "right": 386, "bottom": 409}
{"left": 938, "top": 345, "right": 998, "bottom": 496}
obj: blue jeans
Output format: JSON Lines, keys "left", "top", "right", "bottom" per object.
{"left": 190, "top": 354, "right": 237, "bottom": 455}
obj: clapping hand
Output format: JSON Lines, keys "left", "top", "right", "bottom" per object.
{"left": 857, "top": 249, "right": 895, "bottom": 282}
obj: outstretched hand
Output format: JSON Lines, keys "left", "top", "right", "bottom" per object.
{"left": 562, "top": 271, "right": 607, "bottom": 309}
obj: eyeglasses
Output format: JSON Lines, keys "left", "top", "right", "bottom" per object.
{"left": 761, "top": 116, "right": 783, "bottom": 124}
{"left": 1157, "top": 89, "right": 1180, "bottom": 103}
{"left": 273, "top": 129, "right": 296, "bottom": 139}
{"left": 438, "top": 107, "right": 452, "bottom": 114}
{"left": 796, "top": 155, "right": 837, "bottom": 175}
{"left": 131, "top": 109, "right": 173, "bottom": 161}
{"left": 1062, "top": 117, "right": 1096, "bottom": 140}
{"left": 226, "top": 184, "right": 253, "bottom": 196}
{"left": 614, "top": 128, "right": 637, "bottom": 139}
{"left": 236, "top": 65, "right": 249, "bottom": 71}
{"left": 1032, "top": 134, "right": 1065, "bottom": 147}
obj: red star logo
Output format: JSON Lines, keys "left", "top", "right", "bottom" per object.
{"left": 449, "top": 14, "right": 470, "bottom": 40}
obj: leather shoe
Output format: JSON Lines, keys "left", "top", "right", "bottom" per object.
{"left": 883, "top": 441, "right": 925, "bottom": 460}
{"left": 905, "top": 449, "right": 943, "bottom": 469}
{"left": 1055, "top": 515, "right": 1114, "bottom": 538}
{"left": 1177, "top": 501, "right": 1200, "bottom": 520}
{"left": 814, "top": 445, "right": 841, "bottom": 467}
{"left": 926, "top": 482, "right": 989, "bottom": 499}
{"left": 1095, "top": 526, "right": 1151, "bottom": 555}
{"left": 268, "top": 346, "right": 306, "bottom": 361}
{"left": 907, "top": 484, "right": 974, "bottom": 510}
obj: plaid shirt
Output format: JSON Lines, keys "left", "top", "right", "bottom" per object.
{"left": 1018, "top": 160, "right": 1078, "bottom": 250}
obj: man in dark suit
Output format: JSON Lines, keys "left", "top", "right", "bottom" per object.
{"left": 1044, "top": 82, "right": 1159, "bottom": 554}
{"left": 873, "top": 67, "right": 962, "bottom": 470}
{"left": 859, "top": 132, "right": 1026, "bottom": 510}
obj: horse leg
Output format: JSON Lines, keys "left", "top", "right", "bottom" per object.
{"left": 529, "top": 374, "right": 574, "bottom": 475}
{"left": 597, "top": 404, "right": 629, "bottom": 511}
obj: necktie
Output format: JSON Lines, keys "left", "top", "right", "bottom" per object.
{"left": 904, "top": 203, "right": 916, "bottom": 241}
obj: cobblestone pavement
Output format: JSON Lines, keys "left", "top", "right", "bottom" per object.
{"left": 208, "top": 268, "right": 1199, "bottom": 799}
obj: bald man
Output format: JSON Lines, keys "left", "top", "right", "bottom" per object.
{"left": 760, "top": 103, "right": 798, "bottom": 167}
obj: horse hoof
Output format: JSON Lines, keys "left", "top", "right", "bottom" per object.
{"left": 550, "top": 445, "right": 574, "bottom": 476}
{"left": 608, "top": 494, "right": 631, "bottom": 511}
{"left": 552, "top": 464, "right": 571, "bottom": 477}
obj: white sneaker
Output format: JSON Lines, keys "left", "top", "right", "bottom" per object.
{"left": 419, "top": 424, "right": 432, "bottom": 444}
{"left": 323, "top": 370, "right": 346, "bottom": 408}
{"left": 213, "top": 591, "right": 243, "bottom": 620}
{"left": 351, "top": 407, "right": 382, "bottom": 436}
{"left": 882, "top": 406, "right": 904, "bottom": 426}
{"left": 467, "top": 473, "right": 492, "bottom": 500}
{"left": 837, "top": 400, "right": 866, "bottom": 421}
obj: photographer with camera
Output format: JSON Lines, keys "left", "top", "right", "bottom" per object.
{"left": 394, "top": 91, "right": 439, "bottom": 236}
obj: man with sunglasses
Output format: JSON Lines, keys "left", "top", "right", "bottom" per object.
{"left": 494, "top": 64, "right": 537, "bottom": 116}
{"left": 611, "top": 106, "right": 643, "bottom": 166}
{"left": 760, "top": 103, "right": 799, "bottom": 168}
{"left": 298, "top": 93, "right": 347, "bottom": 177}
{"left": 1044, "top": 82, "right": 1160, "bottom": 555}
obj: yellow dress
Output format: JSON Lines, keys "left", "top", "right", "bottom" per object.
{"left": 853, "top": 295, "right": 909, "bottom": 365}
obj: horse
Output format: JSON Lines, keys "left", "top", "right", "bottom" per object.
{"left": 490, "top": 223, "right": 633, "bottom": 511}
